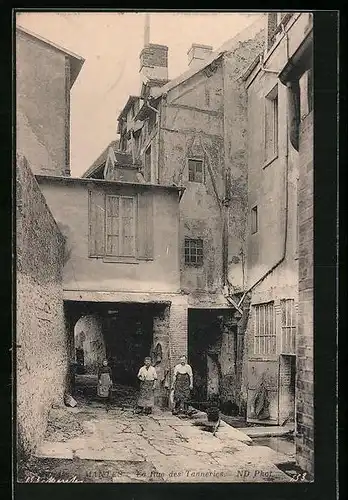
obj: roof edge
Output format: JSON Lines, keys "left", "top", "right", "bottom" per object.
{"left": 16, "top": 25, "right": 85, "bottom": 87}
{"left": 35, "top": 174, "right": 186, "bottom": 193}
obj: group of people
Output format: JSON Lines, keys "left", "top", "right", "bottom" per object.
{"left": 97, "top": 355, "right": 193, "bottom": 415}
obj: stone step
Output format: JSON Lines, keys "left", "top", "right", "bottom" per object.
{"left": 239, "top": 425, "right": 295, "bottom": 438}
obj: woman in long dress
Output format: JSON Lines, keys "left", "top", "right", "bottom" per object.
{"left": 136, "top": 357, "right": 157, "bottom": 415}
{"left": 97, "top": 359, "right": 113, "bottom": 407}
{"left": 171, "top": 355, "right": 193, "bottom": 415}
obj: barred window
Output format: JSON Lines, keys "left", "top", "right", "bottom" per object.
{"left": 184, "top": 238, "right": 203, "bottom": 266}
{"left": 280, "top": 299, "right": 296, "bottom": 354}
{"left": 254, "top": 302, "right": 276, "bottom": 355}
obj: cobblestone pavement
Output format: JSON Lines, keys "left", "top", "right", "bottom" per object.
{"left": 34, "top": 395, "right": 294, "bottom": 483}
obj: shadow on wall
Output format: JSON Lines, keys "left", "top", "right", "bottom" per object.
{"left": 74, "top": 314, "right": 106, "bottom": 374}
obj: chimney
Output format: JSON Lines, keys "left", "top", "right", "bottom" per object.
{"left": 139, "top": 44, "right": 169, "bottom": 85}
{"left": 187, "top": 44, "right": 213, "bottom": 68}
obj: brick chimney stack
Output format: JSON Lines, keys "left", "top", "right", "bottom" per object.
{"left": 139, "top": 44, "right": 169, "bottom": 84}
{"left": 187, "top": 44, "right": 213, "bottom": 68}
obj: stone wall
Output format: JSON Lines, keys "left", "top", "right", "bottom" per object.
{"left": 296, "top": 111, "right": 314, "bottom": 476}
{"left": 16, "top": 155, "right": 67, "bottom": 457}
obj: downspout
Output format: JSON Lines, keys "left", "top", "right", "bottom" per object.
{"left": 221, "top": 54, "right": 229, "bottom": 288}
{"left": 237, "top": 87, "right": 290, "bottom": 310}
{"left": 156, "top": 100, "right": 162, "bottom": 183}
{"left": 146, "top": 98, "right": 161, "bottom": 183}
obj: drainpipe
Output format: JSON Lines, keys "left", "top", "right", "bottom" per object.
{"left": 146, "top": 98, "right": 161, "bottom": 183}
{"left": 156, "top": 100, "right": 162, "bottom": 184}
{"left": 237, "top": 91, "right": 290, "bottom": 310}
{"left": 221, "top": 55, "right": 229, "bottom": 289}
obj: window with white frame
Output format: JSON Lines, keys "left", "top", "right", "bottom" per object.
{"left": 105, "top": 195, "right": 135, "bottom": 257}
{"left": 264, "top": 85, "right": 279, "bottom": 164}
{"left": 254, "top": 302, "right": 276, "bottom": 355}
{"left": 280, "top": 299, "right": 296, "bottom": 354}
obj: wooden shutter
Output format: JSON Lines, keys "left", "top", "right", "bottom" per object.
{"left": 137, "top": 190, "right": 154, "bottom": 260}
{"left": 88, "top": 189, "right": 105, "bottom": 257}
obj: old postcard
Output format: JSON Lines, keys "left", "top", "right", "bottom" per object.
{"left": 15, "top": 10, "right": 316, "bottom": 484}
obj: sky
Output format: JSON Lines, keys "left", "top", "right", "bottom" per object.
{"left": 16, "top": 11, "right": 260, "bottom": 177}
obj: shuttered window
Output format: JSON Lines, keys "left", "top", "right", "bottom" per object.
{"left": 88, "top": 189, "right": 153, "bottom": 260}
{"left": 106, "top": 196, "right": 135, "bottom": 257}
{"left": 280, "top": 299, "right": 296, "bottom": 354}
{"left": 254, "top": 302, "right": 276, "bottom": 355}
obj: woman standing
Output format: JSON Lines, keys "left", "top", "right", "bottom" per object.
{"left": 136, "top": 357, "right": 157, "bottom": 415}
{"left": 97, "top": 359, "right": 113, "bottom": 408}
{"left": 171, "top": 355, "right": 193, "bottom": 415}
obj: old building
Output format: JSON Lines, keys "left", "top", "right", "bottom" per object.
{"left": 16, "top": 25, "right": 188, "bottom": 458}
{"left": 241, "top": 12, "right": 313, "bottom": 475}
{"left": 108, "top": 17, "right": 266, "bottom": 410}
{"left": 16, "top": 26, "right": 85, "bottom": 457}
{"left": 16, "top": 25, "right": 85, "bottom": 176}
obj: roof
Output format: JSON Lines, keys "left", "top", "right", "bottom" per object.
{"left": 82, "top": 140, "right": 120, "bottom": 178}
{"left": 117, "top": 95, "right": 140, "bottom": 122}
{"left": 35, "top": 174, "right": 186, "bottom": 194}
{"left": 16, "top": 25, "right": 85, "bottom": 88}
{"left": 150, "top": 14, "right": 265, "bottom": 100}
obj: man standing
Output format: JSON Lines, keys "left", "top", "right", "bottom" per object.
{"left": 136, "top": 357, "right": 157, "bottom": 415}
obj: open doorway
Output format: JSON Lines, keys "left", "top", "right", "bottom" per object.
{"left": 278, "top": 354, "right": 296, "bottom": 425}
{"left": 102, "top": 303, "right": 153, "bottom": 387}
{"left": 66, "top": 301, "right": 157, "bottom": 405}
{"left": 188, "top": 308, "right": 238, "bottom": 413}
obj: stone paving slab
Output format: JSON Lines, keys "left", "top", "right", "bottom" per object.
{"left": 75, "top": 447, "right": 144, "bottom": 462}
{"left": 36, "top": 442, "right": 73, "bottom": 460}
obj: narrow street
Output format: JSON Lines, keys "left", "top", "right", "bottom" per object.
{"left": 21, "top": 379, "right": 296, "bottom": 483}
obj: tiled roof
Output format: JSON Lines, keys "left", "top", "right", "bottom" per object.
{"left": 82, "top": 140, "right": 119, "bottom": 178}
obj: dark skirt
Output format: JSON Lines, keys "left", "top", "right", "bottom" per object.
{"left": 174, "top": 372, "right": 191, "bottom": 403}
{"left": 138, "top": 380, "right": 155, "bottom": 408}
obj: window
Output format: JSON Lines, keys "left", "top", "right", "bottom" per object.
{"left": 280, "top": 299, "right": 296, "bottom": 354}
{"left": 144, "top": 146, "right": 152, "bottom": 182}
{"left": 184, "top": 238, "right": 203, "bottom": 266}
{"left": 188, "top": 159, "right": 204, "bottom": 183}
{"left": 106, "top": 196, "right": 135, "bottom": 257}
{"left": 264, "top": 86, "right": 278, "bottom": 163}
{"left": 254, "top": 302, "right": 276, "bottom": 355}
{"left": 299, "top": 68, "right": 313, "bottom": 120}
{"left": 267, "top": 13, "right": 292, "bottom": 49}
{"left": 251, "top": 206, "right": 258, "bottom": 234}
{"left": 88, "top": 189, "right": 154, "bottom": 261}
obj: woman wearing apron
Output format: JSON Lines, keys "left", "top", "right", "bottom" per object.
{"left": 136, "top": 357, "right": 157, "bottom": 415}
{"left": 171, "top": 355, "right": 193, "bottom": 415}
{"left": 97, "top": 359, "right": 113, "bottom": 409}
